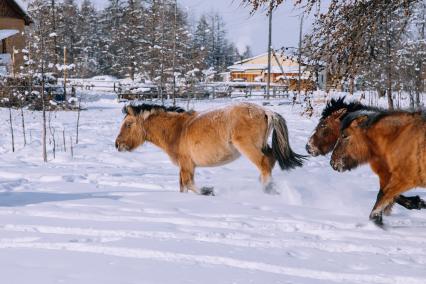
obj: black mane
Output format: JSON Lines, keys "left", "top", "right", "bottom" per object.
{"left": 122, "top": 103, "right": 187, "bottom": 116}
{"left": 321, "top": 97, "right": 379, "bottom": 120}
{"left": 340, "top": 109, "right": 424, "bottom": 131}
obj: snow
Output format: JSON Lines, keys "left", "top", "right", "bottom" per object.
{"left": 228, "top": 63, "right": 305, "bottom": 74}
{"left": 0, "top": 53, "right": 12, "bottom": 65}
{"left": 1, "top": 93, "right": 426, "bottom": 283}
{"left": 13, "top": 0, "right": 28, "bottom": 14}
{"left": 0, "top": 29, "right": 19, "bottom": 41}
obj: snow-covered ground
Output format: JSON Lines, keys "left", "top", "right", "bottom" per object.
{"left": 1, "top": 93, "right": 426, "bottom": 284}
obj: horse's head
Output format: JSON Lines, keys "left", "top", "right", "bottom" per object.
{"left": 115, "top": 106, "right": 146, "bottom": 152}
{"left": 330, "top": 115, "right": 370, "bottom": 172}
{"left": 306, "top": 108, "right": 346, "bottom": 156}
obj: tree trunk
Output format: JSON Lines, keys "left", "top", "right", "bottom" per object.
{"left": 76, "top": 99, "right": 81, "bottom": 144}
{"left": 20, "top": 103, "right": 26, "bottom": 146}
{"left": 385, "top": 15, "right": 394, "bottom": 110}
{"left": 8, "top": 89, "right": 15, "bottom": 152}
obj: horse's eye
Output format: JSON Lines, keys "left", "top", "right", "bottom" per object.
{"left": 126, "top": 123, "right": 132, "bottom": 128}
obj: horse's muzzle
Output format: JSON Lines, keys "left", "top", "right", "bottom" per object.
{"left": 330, "top": 159, "right": 344, "bottom": 172}
{"left": 115, "top": 140, "right": 130, "bottom": 152}
{"left": 305, "top": 143, "right": 319, "bottom": 157}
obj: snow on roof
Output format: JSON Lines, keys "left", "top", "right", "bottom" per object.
{"left": 14, "top": 0, "right": 27, "bottom": 14}
{"left": 228, "top": 64, "right": 305, "bottom": 74}
{"left": 0, "top": 29, "right": 19, "bottom": 41}
{"left": 234, "top": 52, "right": 315, "bottom": 67}
{"left": 233, "top": 53, "right": 268, "bottom": 65}
{"left": 6, "top": 0, "right": 32, "bottom": 25}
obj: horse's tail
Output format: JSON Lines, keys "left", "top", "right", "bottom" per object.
{"left": 269, "top": 112, "right": 307, "bottom": 170}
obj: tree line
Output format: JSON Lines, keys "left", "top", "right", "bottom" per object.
{"left": 25, "top": 0, "right": 253, "bottom": 82}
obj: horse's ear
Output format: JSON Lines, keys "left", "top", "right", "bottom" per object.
{"left": 352, "top": 115, "right": 368, "bottom": 128}
{"left": 126, "top": 106, "right": 136, "bottom": 116}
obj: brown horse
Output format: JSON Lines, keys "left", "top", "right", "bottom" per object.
{"left": 115, "top": 103, "right": 305, "bottom": 194}
{"left": 306, "top": 97, "right": 426, "bottom": 212}
{"left": 306, "top": 97, "right": 377, "bottom": 156}
{"left": 330, "top": 110, "right": 426, "bottom": 226}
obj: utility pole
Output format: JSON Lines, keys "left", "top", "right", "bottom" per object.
{"left": 266, "top": 6, "right": 273, "bottom": 99}
{"left": 63, "top": 46, "right": 67, "bottom": 98}
{"left": 297, "top": 13, "right": 304, "bottom": 101}
{"left": 51, "top": 0, "right": 58, "bottom": 66}
{"left": 172, "top": 0, "right": 177, "bottom": 106}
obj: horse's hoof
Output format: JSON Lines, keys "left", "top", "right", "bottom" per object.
{"left": 369, "top": 212, "right": 385, "bottom": 229}
{"left": 415, "top": 196, "right": 426, "bottom": 209}
{"left": 200, "top": 187, "right": 215, "bottom": 196}
{"left": 420, "top": 199, "right": 426, "bottom": 209}
{"left": 264, "top": 182, "right": 280, "bottom": 195}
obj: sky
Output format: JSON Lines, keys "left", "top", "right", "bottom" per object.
{"left": 178, "top": 0, "right": 308, "bottom": 55}
{"left": 88, "top": 0, "right": 323, "bottom": 56}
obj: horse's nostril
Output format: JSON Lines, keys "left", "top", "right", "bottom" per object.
{"left": 115, "top": 141, "right": 119, "bottom": 149}
{"left": 305, "top": 144, "right": 311, "bottom": 153}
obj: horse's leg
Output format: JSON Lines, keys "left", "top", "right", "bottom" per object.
{"left": 395, "top": 195, "right": 426, "bottom": 210}
{"left": 378, "top": 172, "right": 394, "bottom": 216}
{"left": 369, "top": 179, "right": 409, "bottom": 227}
{"left": 383, "top": 194, "right": 426, "bottom": 214}
{"left": 233, "top": 141, "right": 275, "bottom": 193}
{"left": 179, "top": 164, "right": 198, "bottom": 194}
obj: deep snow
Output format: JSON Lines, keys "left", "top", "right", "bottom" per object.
{"left": 1, "top": 93, "right": 426, "bottom": 284}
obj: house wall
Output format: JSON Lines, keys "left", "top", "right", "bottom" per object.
{"left": 231, "top": 71, "right": 262, "bottom": 82}
{"left": 0, "top": 8, "right": 27, "bottom": 73}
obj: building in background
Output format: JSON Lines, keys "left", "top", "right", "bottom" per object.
{"left": 227, "top": 53, "right": 325, "bottom": 91}
{"left": 0, "top": 0, "right": 32, "bottom": 75}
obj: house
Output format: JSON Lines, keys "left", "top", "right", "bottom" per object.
{"left": 227, "top": 53, "right": 324, "bottom": 91}
{"left": 0, "top": 0, "right": 32, "bottom": 75}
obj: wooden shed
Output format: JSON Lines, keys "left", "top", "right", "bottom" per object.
{"left": 0, "top": 0, "right": 32, "bottom": 75}
{"left": 227, "top": 53, "right": 323, "bottom": 91}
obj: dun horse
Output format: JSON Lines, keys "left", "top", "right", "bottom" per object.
{"left": 115, "top": 103, "right": 305, "bottom": 194}
{"left": 306, "top": 97, "right": 426, "bottom": 212}
{"left": 330, "top": 110, "right": 426, "bottom": 226}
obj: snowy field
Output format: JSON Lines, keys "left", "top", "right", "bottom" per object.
{"left": 1, "top": 93, "right": 426, "bottom": 284}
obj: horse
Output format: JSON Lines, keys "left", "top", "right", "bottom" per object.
{"left": 306, "top": 97, "right": 426, "bottom": 212}
{"left": 330, "top": 109, "right": 426, "bottom": 227}
{"left": 306, "top": 97, "right": 377, "bottom": 157}
{"left": 115, "top": 103, "right": 306, "bottom": 194}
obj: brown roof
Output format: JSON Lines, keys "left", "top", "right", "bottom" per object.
{"left": 6, "top": 0, "right": 32, "bottom": 25}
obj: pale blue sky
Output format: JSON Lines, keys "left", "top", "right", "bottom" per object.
{"left": 89, "top": 0, "right": 324, "bottom": 55}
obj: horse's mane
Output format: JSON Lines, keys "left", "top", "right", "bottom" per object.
{"left": 123, "top": 103, "right": 187, "bottom": 116}
{"left": 341, "top": 109, "right": 425, "bottom": 131}
{"left": 321, "top": 97, "right": 379, "bottom": 120}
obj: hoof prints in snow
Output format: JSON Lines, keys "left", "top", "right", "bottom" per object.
{"left": 1, "top": 98, "right": 426, "bottom": 283}
{"left": 0, "top": 241, "right": 423, "bottom": 284}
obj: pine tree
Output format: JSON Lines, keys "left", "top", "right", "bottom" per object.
{"left": 57, "top": 0, "right": 80, "bottom": 73}
{"left": 98, "top": 0, "right": 126, "bottom": 76}
{"left": 75, "top": 0, "right": 99, "bottom": 78}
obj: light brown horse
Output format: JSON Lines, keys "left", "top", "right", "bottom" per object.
{"left": 330, "top": 110, "right": 426, "bottom": 227}
{"left": 115, "top": 103, "right": 305, "bottom": 194}
{"left": 306, "top": 97, "right": 426, "bottom": 212}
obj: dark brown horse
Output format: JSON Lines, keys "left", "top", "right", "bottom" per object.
{"left": 330, "top": 110, "right": 426, "bottom": 226}
{"left": 115, "top": 103, "right": 305, "bottom": 194}
{"left": 306, "top": 98, "right": 376, "bottom": 156}
{"left": 306, "top": 98, "right": 426, "bottom": 212}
